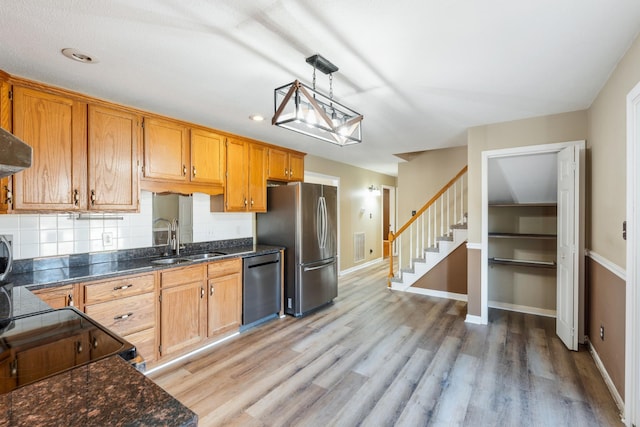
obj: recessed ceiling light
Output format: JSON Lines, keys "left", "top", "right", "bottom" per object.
{"left": 249, "top": 114, "right": 265, "bottom": 122}
{"left": 61, "top": 48, "right": 99, "bottom": 64}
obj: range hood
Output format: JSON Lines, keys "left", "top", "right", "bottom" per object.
{"left": 0, "top": 127, "right": 31, "bottom": 178}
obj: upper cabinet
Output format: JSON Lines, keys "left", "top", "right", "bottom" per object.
{"left": 0, "top": 78, "right": 12, "bottom": 213}
{"left": 267, "top": 148, "right": 304, "bottom": 182}
{"left": 141, "top": 118, "right": 226, "bottom": 195}
{"left": 190, "top": 128, "right": 225, "bottom": 186}
{"left": 217, "top": 138, "right": 267, "bottom": 213}
{"left": 88, "top": 105, "right": 140, "bottom": 211}
{"left": 11, "top": 86, "right": 87, "bottom": 211}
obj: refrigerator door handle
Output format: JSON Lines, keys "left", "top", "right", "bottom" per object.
{"left": 317, "top": 196, "right": 327, "bottom": 249}
{"left": 303, "top": 259, "right": 336, "bottom": 272}
{"left": 316, "top": 197, "right": 323, "bottom": 248}
{"left": 322, "top": 196, "right": 328, "bottom": 249}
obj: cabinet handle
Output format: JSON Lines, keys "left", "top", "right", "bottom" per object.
{"left": 76, "top": 341, "right": 83, "bottom": 354}
{"left": 114, "top": 312, "right": 133, "bottom": 320}
{"left": 201, "top": 287, "right": 205, "bottom": 299}
{"left": 285, "top": 168, "right": 289, "bottom": 176}
{"left": 183, "top": 165, "right": 187, "bottom": 176}
{"left": 192, "top": 166, "right": 197, "bottom": 178}
{"left": 90, "top": 190, "right": 96, "bottom": 206}
{"left": 290, "top": 169, "right": 293, "bottom": 177}
{"left": 73, "top": 189, "right": 79, "bottom": 206}
{"left": 210, "top": 285, "right": 214, "bottom": 296}
{"left": 68, "top": 294, "right": 74, "bottom": 307}
{"left": 9, "top": 359, "right": 17, "bottom": 377}
{"left": 244, "top": 198, "right": 248, "bottom": 206}
{"left": 251, "top": 199, "right": 254, "bottom": 206}
{"left": 113, "top": 284, "right": 132, "bottom": 291}
{"left": 4, "top": 186, "right": 12, "bottom": 205}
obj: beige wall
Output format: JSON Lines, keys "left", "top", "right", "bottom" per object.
{"left": 397, "top": 146, "right": 468, "bottom": 226}
{"left": 588, "top": 34, "right": 640, "bottom": 268}
{"left": 304, "top": 155, "right": 397, "bottom": 272}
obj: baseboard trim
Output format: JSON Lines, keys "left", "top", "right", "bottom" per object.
{"left": 339, "top": 258, "right": 383, "bottom": 276}
{"left": 466, "top": 242, "right": 481, "bottom": 250}
{"left": 586, "top": 250, "right": 626, "bottom": 281}
{"left": 405, "top": 287, "right": 467, "bottom": 302}
{"left": 465, "top": 314, "right": 485, "bottom": 325}
{"left": 488, "top": 301, "right": 556, "bottom": 318}
{"left": 587, "top": 338, "right": 625, "bottom": 419}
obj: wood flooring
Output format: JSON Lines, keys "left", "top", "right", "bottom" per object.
{"left": 149, "top": 261, "right": 623, "bottom": 426}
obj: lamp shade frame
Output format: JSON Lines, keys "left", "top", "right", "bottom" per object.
{"left": 272, "top": 80, "right": 363, "bottom": 146}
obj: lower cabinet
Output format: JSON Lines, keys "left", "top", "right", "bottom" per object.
{"left": 207, "top": 258, "right": 242, "bottom": 337}
{"left": 159, "top": 265, "right": 207, "bottom": 357}
{"left": 31, "top": 284, "right": 78, "bottom": 309}
{"left": 82, "top": 273, "right": 157, "bottom": 363}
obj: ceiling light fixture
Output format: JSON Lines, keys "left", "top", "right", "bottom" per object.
{"left": 272, "top": 54, "right": 363, "bottom": 146}
{"left": 61, "top": 48, "right": 99, "bottom": 64}
{"left": 249, "top": 114, "right": 265, "bottom": 122}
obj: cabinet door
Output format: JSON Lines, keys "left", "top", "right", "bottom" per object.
{"left": 88, "top": 105, "right": 140, "bottom": 211}
{"left": 207, "top": 272, "right": 241, "bottom": 337}
{"left": 160, "top": 280, "right": 206, "bottom": 356}
{"left": 267, "top": 148, "right": 289, "bottom": 181}
{"left": 248, "top": 143, "right": 267, "bottom": 212}
{"left": 143, "top": 117, "right": 189, "bottom": 182}
{"left": 288, "top": 153, "right": 304, "bottom": 181}
{"left": 32, "top": 284, "right": 76, "bottom": 309}
{"left": 0, "top": 81, "right": 11, "bottom": 213}
{"left": 12, "top": 86, "right": 86, "bottom": 211}
{"left": 225, "top": 138, "right": 248, "bottom": 211}
{"left": 191, "top": 128, "right": 225, "bottom": 185}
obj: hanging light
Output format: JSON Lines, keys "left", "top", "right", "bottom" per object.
{"left": 272, "top": 54, "right": 363, "bottom": 146}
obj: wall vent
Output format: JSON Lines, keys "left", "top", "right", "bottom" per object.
{"left": 354, "top": 232, "right": 365, "bottom": 263}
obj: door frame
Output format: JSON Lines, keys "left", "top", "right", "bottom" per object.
{"left": 381, "top": 185, "right": 396, "bottom": 257}
{"left": 625, "top": 80, "right": 640, "bottom": 426}
{"left": 480, "top": 141, "right": 586, "bottom": 339}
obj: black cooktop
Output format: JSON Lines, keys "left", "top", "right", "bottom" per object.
{"left": 0, "top": 284, "right": 135, "bottom": 394}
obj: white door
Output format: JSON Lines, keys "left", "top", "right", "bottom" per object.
{"left": 557, "top": 145, "right": 578, "bottom": 350}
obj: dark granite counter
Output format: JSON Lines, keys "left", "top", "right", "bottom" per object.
{"left": 14, "top": 243, "right": 282, "bottom": 291}
{"left": 0, "top": 356, "right": 197, "bottom": 427}
{"left": 0, "top": 283, "right": 198, "bottom": 426}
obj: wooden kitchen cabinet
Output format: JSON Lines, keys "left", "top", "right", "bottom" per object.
{"left": 32, "top": 284, "right": 78, "bottom": 309}
{"left": 82, "top": 273, "right": 157, "bottom": 363}
{"left": 87, "top": 105, "right": 140, "bottom": 211}
{"left": 267, "top": 148, "right": 304, "bottom": 182}
{"left": 191, "top": 128, "right": 225, "bottom": 185}
{"left": 159, "top": 265, "right": 207, "bottom": 357}
{"left": 142, "top": 117, "right": 189, "bottom": 182}
{"left": 207, "top": 258, "right": 242, "bottom": 337}
{"left": 218, "top": 138, "right": 266, "bottom": 212}
{"left": 0, "top": 77, "right": 12, "bottom": 213}
{"left": 11, "top": 86, "right": 87, "bottom": 211}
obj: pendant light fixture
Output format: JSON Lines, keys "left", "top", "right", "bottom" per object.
{"left": 272, "top": 54, "right": 363, "bottom": 146}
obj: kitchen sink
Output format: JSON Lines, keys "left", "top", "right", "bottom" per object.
{"left": 183, "top": 252, "right": 226, "bottom": 261}
{"left": 150, "top": 257, "right": 192, "bottom": 265}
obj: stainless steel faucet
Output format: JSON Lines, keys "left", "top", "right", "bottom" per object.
{"left": 171, "top": 218, "right": 180, "bottom": 255}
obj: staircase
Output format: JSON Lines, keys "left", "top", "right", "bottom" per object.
{"left": 388, "top": 166, "right": 468, "bottom": 291}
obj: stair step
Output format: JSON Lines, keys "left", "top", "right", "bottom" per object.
{"left": 450, "top": 223, "right": 468, "bottom": 230}
{"left": 437, "top": 235, "right": 453, "bottom": 242}
{"left": 425, "top": 246, "right": 439, "bottom": 253}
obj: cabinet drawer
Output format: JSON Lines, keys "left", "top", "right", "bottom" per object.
{"left": 161, "top": 265, "right": 204, "bottom": 288}
{"left": 85, "top": 292, "right": 155, "bottom": 336}
{"left": 207, "top": 258, "right": 241, "bottom": 278}
{"left": 84, "top": 274, "right": 154, "bottom": 304}
{"left": 124, "top": 327, "right": 156, "bottom": 363}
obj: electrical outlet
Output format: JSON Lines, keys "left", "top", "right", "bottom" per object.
{"left": 102, "top": 232, "right": 114, "bottom": 247}
{"left": 600, "top": 325, "right": 605, "bottom": 340}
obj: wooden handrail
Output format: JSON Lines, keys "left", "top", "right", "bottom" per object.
{"left": 388, "top": 165, "right": 467, "bottom": 284}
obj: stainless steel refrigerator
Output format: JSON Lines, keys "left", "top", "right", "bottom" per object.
{"left": 257, "top": 182, "right": 338, "bottom": 317}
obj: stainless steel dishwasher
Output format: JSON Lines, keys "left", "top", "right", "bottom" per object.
{"left": 243, "top": 252, "right": 281, "bottom": 326}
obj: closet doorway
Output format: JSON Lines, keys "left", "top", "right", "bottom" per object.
{"left": 480, "top": 141, "right": 585, "bottom": 351}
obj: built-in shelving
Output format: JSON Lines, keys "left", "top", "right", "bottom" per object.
{"left": 488, "top": 232, "right": 557, "bottom": 240}
{"left": 488, "top": 203, "right": 557, "bottom": 207}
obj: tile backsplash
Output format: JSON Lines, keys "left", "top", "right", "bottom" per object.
{"left": 0, "top": 191, "right": 254, "bottom": 260}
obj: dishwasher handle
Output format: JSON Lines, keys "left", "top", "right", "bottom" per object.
{"left": 247, "top": 259, "right": 280, "bottom": 269}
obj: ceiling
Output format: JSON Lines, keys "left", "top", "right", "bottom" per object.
{"left": 1, "top": 1, "right": 639, "bottom": 177}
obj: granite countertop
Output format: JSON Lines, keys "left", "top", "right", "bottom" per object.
{"left": 15, "top": 243, "right": 282, "bottom": 291}
{"left": 0, "top": 283, "right": 198, "bottom": 426}
{"left": 0, "top": 356, "right": 197, "bottom": 427}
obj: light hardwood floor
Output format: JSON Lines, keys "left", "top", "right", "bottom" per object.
{"left": 149, "top": 261, "right": 623, "bottom": 426}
